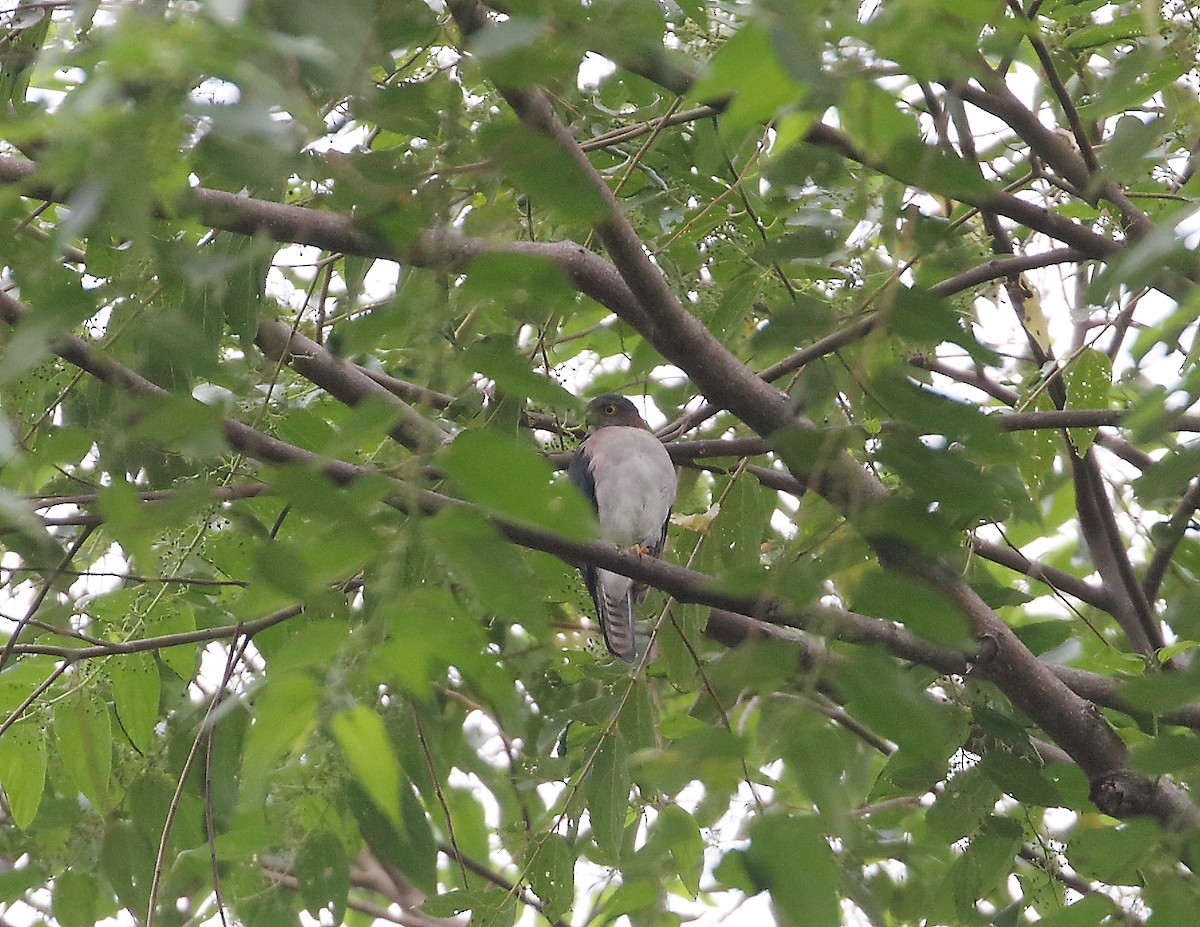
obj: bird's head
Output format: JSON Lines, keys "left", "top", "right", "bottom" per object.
{"left": 584, "top": 394, "right": 650, "bottom": 430}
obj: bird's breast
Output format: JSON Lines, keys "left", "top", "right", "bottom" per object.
{"left": 584, "top": 427, "right": 677, "bottom": 545}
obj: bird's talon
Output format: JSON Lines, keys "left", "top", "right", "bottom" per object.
{"left": 631, "top": 544, "right": 651, "bottom": 556}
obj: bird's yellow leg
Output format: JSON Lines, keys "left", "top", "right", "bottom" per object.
{"left": 631, "top": 543, "right": 652, "bottom": 556}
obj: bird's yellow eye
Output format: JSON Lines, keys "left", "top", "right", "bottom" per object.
{"left": 604, "top": 404, "right": 616, "bottom": 415}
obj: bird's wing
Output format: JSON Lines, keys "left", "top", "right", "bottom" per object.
{"left": 567, "top": 439, "right": 598, "bottom": 510}
{"left": 567, "top": 439, "right": 602, "bottom": 625}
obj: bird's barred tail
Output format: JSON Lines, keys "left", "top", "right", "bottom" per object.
{"left": 597, "top": 586, "right": 637, "bottom": 663}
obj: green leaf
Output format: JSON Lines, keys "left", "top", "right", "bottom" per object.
{"left": 847, "top": 567, "right": 970, "bottom": 645}
{"left": 1034, "top": 894, "right": 1116, "bottom": 927}
{"left": 346, "top": 780, "right": 435, "bottom": 896}
{"left": 439, "top": 429, "right": 596, "bottom": 539}
{"left": 1064, "top": 348, "right": 1112, "bottom": 455}
{"left": 617, "top": 678, "right": 658, "bottom": 757}
{"left": 54, "top": 689, "right": 112, "bottom": 811}
{"left": 925, "top": 766, "right": 1002, "bottom": 841}
{"left": 838, "top": 649, "right": 966, "bottom": 758}
{"left": 444, "top": 786, "right": 490, "bottom": 863}
{"left": 751, "top": 293, "right": 836, "bottom": 351}
{"left": 420, "top": 888, "right": 482, "bottom": 917}
{"left": 110, "top": 651, "right": 160, "bottom": 753}
{"left": 660, "top": 602, "right": 707, "bottom": 691}
{"left": 1066, "top": 819, "right": 1160, "bottom": 884}
{"left": 424, "top": 506, "right": 541, "bottom": 621}
{"left": 655, "top": 804, "right": 705, "bottom": 899}
{"left": 197, "top": 233, "right": 273, "bottom": 345}
{"left": 295, "top": 831, "right": 350, "bottom": 926}
{"left": 1078, "top": 51, "right": 1189, "bottom": 121}
{"left": 586, "top": 734, "right": 630, "bottom": 861}
{"left": 1015, "top": 388, "right": 1059, "bottom": 493}
{"left": 477, "top": 121, "right": 610, "bottom": 223}
{"left": 144, "top": 602, "right": 197, "bottom": 682}
{"left": 1063, "top": 14, "right": 1144, "bottom": 50}
{"left": 1121, "top": 663, "right": 1200, "bottom": 713}
{"left": 1098, "top": 116, "right": 1162, "bottom": 185}
{"left": 525, "top": 834, "right": 575, "bottom": 921}
{"left": 1012, "top": 619, "right": 1073, "bottom": 656}
{"left": 873, "top": 747, "right": 950, "bottom": 800}
{"left": 399, "top": 784, "right": 437, "bottom": 893}
{"left": 745, "top": 814, "right": 839, "bottom": 927}
{"left": 1129, "top": 730, "right": 1200, "bottom": 775}
{"left": 239, "top": 887, "right": 297, "bottom": 927}
{"left": 1142, "top": 874, "right": 1200, "bottom": 927}
{"left": 892, "top": 289, "right": 997, "bottom": 363}
{"left": 0, "top": 860, "right": 50, "bottom": 903}
{"left": 240, "top": 672, "right": 320, "bottom": 806}
{"left": 459, "top": 256, "right": 580, "bottom": 330}
{"left": 977, "top": 751, "right": 1062, "bottom": 806}
{"left": 370, "top": 586, "right": 490, "bottom": 697}
{"left": 1158, "top": 640, "right": 1200, "bottom": 663}
{"left": 100, "top": 821, "right": 153, "bottom": 915}
{"left": 330, "top": 704, "right": 405, "bottom": 829}
{"left": 423, "top": 887, "right": 518, "bottom": 926}
{"left": 465, "top": 334, "right": 579, "bottom": 408}
{"left": 52, "top": 869, "right": 99, "bottom": 927}
{"left": 949, "top": 817, "right": 1022, "bottom": 917}
{"left": 700, "top": 475, "right": 774, "bottom": 582}
{"left": 0, "top": 721, "right": 47, "bottom": 828}
{"left": 688, "top": 21, "right": 801, "bottom": 141}
{"left": 0, "top": 2, "right": 51, "bottom": 108}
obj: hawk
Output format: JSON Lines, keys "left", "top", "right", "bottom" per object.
{"left": 568, "top": 395, "right": 677, "bottom": 661}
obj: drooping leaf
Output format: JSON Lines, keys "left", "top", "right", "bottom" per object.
{"left": 744, "top": 813, "right": 839, "bottom": 927}
{"left": 109, "top": 651, "right": 160, "bottom": 753}
{"left": 330, "top": 704, "right": 405, "bottom": 829}
{"left": 440, "top": 429, "right": 596, "bottom": 539}
{"left": 0, "top": 720, "right": 47, "bottom": 828}
{"left": 654, "top": 804, "right": 705, "bottom": 899}
{"left": 1063, "top": 348, "right": 1112, "bottom": 455}
{"left": 525, "top": 834, "right": 576, "bottom": 921}
{"left": 949, "top": 817, "right": 1023, "bottom": 918}
{"left": 1066, "top": 819, "right": 1161, "bottom": 885}
{"left": 54, "top": 689, "right": 112, "bottom": 811}
{"left": 586, "top": 734, "right": 630, "bottom": 861}
{"left": 295, "top": 831, "right": 350, "bottom": 926}
{"left": 52, "top": 869, "right": 99, "bottom": 927}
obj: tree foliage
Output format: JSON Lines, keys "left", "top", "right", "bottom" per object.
{"left": 1, "top": 0, "right": 1200, "bottom": 925}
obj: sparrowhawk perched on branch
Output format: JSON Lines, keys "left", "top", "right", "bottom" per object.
{"left": 568, "top": 394, "right": 677, "bottom": 662}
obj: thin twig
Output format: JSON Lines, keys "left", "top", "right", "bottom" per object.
{"left": 0, "top": 524, "right": 96, "bottom": 673}
{"left": 411, "top": 707, "right": 470, "bottom": 887}
{"left": 1142, "top": 477, "right": 1200, "bottom": 604}
{"left": 146, "top": 634, "right": 250, "bottom": 927}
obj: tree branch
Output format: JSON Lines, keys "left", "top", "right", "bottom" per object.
{"left": 3, "top": 64, "right": 1195, "bottom": 821}
{"left": 970, "top": 537, "right": 1115, "bottom": 614}
{"left": 255, "top": 318, "right": 450, "bottom": 451}
{"left": 1142, "top": 477, "right": 1200, "bottom": 603}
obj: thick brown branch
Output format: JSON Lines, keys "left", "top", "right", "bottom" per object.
{"left": 1069, "top": 449, "right": 1162, "bottom": 655}
{"left": 255, "top": 319, "right": 450, "bottom": 451}
{"left": 970, "top": 537, "right": 1114, "bottom": 614}
{"left": 957, "top": 79, "right": 1159, "bottom": 244}
{"left": 1000, "top": 4, "right": 1099, "bottom": 173}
